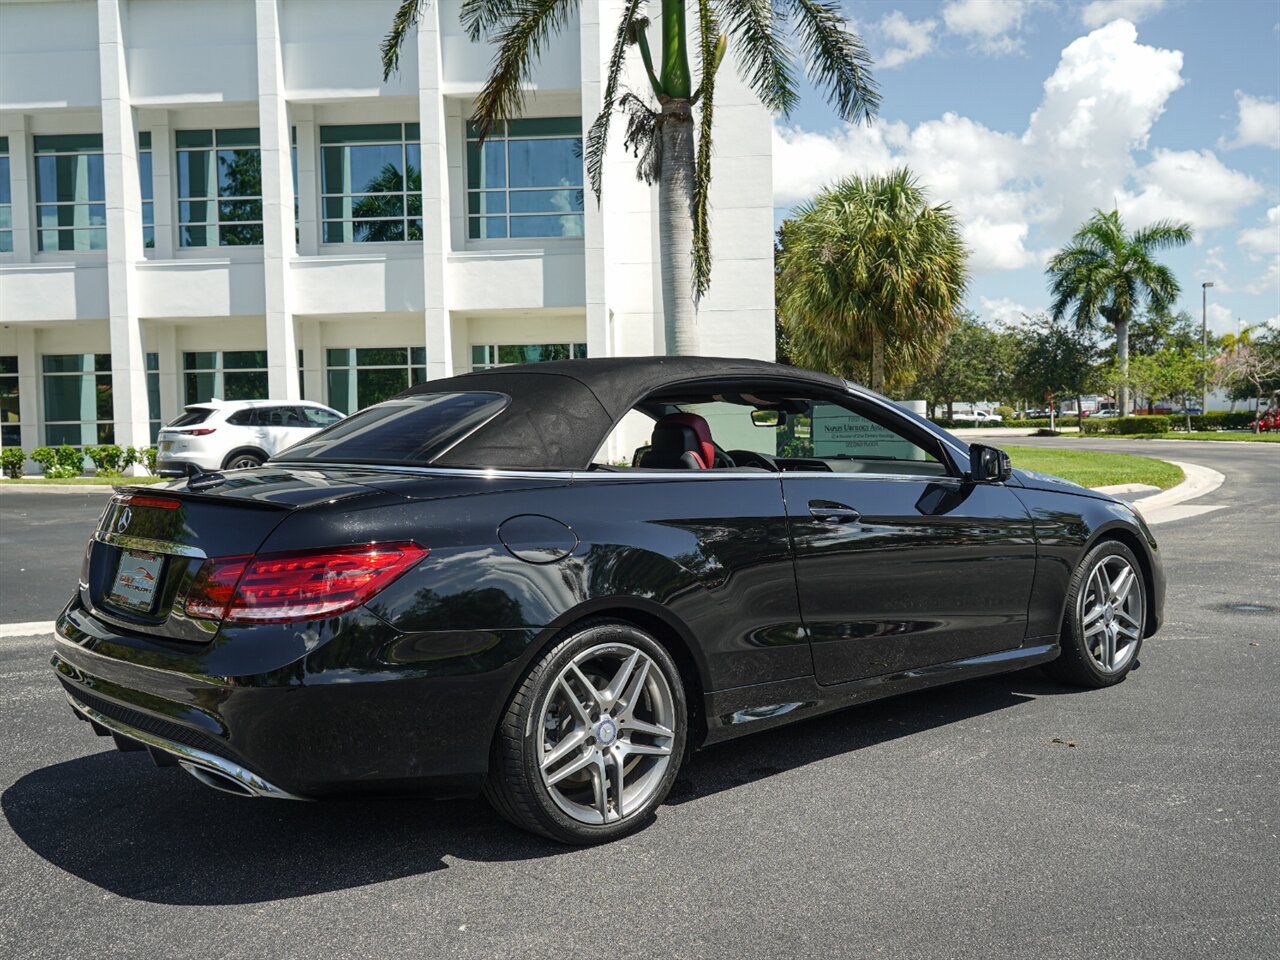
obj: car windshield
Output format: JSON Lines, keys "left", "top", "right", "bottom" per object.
{"left": 273, "top": 392, "right": 509, "bottom": 466}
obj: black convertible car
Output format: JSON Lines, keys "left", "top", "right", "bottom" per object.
{"left": 53, "top": 357, "right": 1164, "bottom": 843}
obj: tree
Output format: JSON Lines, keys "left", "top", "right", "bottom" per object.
{"left": 1012, "top": 313, "right": 1099, "bottom": 429}
{"left": 912, "top": 313, "right": 1001, "bottom": 419}
{"left": 1046, "top": 209, "right": 1192, "bottom": 415}
{"left": 1217, "top": 327, "right": 1280, "bottom": 429}
{"left": 382, "top": 0, "right": 878, "bottom": 355}
{"left": 1126, "top": 349, "right": 1212, "bottom": 432}
{"left": 775, "top": 170, "right": 968, "bottom": 393}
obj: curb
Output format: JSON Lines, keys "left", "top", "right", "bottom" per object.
{"left": 1127, "top": 459, "right": 1226, "bottom": 526}
{"left": 0, "top": 483, "right": 123, "bottom": 494}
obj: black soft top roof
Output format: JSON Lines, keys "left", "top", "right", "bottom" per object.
{"left": 405, "top": 356, "right": 847, "bottom": 470}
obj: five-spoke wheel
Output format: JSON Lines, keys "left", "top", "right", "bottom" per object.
{"left": 484, "top": 621, "right": 687, "bottom": 844}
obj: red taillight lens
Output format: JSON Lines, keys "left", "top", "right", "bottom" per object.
{"left": 185, "top": 542, "right": 427, "bottom": 624}
{"left": 185, "top": 555, "right": 250, "bottom": 620}
{"left": 187, "top": 428, "right": 217, "bottom": 436}
{"left": 118, "top": 494, "right": 181, "bottom": 510}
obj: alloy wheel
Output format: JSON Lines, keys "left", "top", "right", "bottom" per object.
{"left": 536, "top": 642, "right": 676, "bottom": 825}
{"left": 1079, "top": 555, "right": 1144, "bottom": 673}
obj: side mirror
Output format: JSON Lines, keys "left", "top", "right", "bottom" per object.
{"left": 751, "top": 409, "right": 784, "bottom": 427}
{"left": 968, "top": 443, "right": 1012, "bottom": 483}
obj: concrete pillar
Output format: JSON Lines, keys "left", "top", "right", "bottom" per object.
{"left": 255, "top": 0, "right": 299, "bottom": 399}
{"left": 579, "top": 0, "right": 609, "bottom": 363}
{"left": 0, "top": 114, "right": 33, "bottom": 262}
{"left": 300, "top": 319, "right": 323, "bottom": 403}
{"left": 147, "top": 112, "right": 175, "bottom": 259}
{"left": 417, "top": 5, "right": 453, "bottom": 380}
{"left": 97, "top": 0, "right": 150, "bottom": 452}
{"left": 294, "top": 104, "right": 319, "bottom": 257}
{"left": 149, "top": 323, "right": 180, "bottom": 424}
{"left": 14, "top": 327, "right": 39, "bottom": 466}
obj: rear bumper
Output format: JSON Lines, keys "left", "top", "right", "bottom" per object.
{"left": 52, "top": 596, "right": 537, "bottom": 799}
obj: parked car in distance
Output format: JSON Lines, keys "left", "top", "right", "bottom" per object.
{"left": 950, "top": 410, "right": 1004, "bottom": 423}
{"left": 1091, "top": 409, "right": 1122, "bottom": 418}
{"left": 155, "top": 400, "right": 344, "bottom": 475}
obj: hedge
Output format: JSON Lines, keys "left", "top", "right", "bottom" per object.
{"left": 1081, "top": 415, "right": 1172, "bottom": 435}
{"left": 930, "top": 417, "right": 1056, "bottom": 429}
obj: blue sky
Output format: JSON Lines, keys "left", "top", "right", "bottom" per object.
{"left": 770, "top": 0, "right": 1280, "bottom": 336}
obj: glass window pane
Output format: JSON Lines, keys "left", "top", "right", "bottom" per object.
{"left": 43, "top": 373, "right": 94, "bottom": 421}
{"left": 215, "top": 127, "right": 260, "bottom": 148}
{"left": 356, "top": 367, "right": 410, "bottom": 407}
{"left": 410, "top": 346, "right": 426, "bottom": 365}
{"left": 327, "top": 348, "right": 356, "bottom": 367}
{"left": 342, "top": 143, "right": 405, "bottom": 194}
{"left": 223, "top": 350, "right": 267, "bottom": 369}
{"left": 348, "top": 194, "right": 405, "bottom": 220}
{"left": 322, "top": 220, "right": 353, "bottom": 244}
{"left": 355, "top": 347, "right": 409, "bottom": 366}
{"left": 350, "top": 219, "right": 405, "bottom": 242}
{"left": 219, "top": 223, "right": 263, "bottom": 245}
{"left": 327, "top": 368, "right": 355, "bottom": 414}
{"left": 469, "top": 216, "right": 507, "bottom": 239}
{"left": 180, "top": 224, "right": 210, "bottom": 247}
{"left": 0, "top": 354, "right": 17, "bottom": 373}
{"left": 509, "top": 189, "right": 584, "bottom": 214}
{"left": 178, "top": 151, "right": 215, "bottom": 199}
{"left": 0, "top": 156, "right": 10, "bottom": 204}
{"left": 183, "top": 352, "right": 217, "bottom": 371}
{"left": 508, "top": 138, "right": 581, "bottom": 189}
{"left": 224, "top": 370, "right": 268, "bottom": 400}
{"left": 507, "top": 117, "right": 582, "bottom": 137}
{"left": 94, "top": 373, "right": 113, "bottom": 419}
{"left": 174, "top": 129, "right": 214, "bottom": 149}
{"left": 468, "top": 191, "right": 507, "bottom": 215}
{"left": 138, "top": 151, "right": 153, "bottom": 200}
{"left": 466, "top": 140, "right": 506, "bottom": 190}
{"left": 217, "top": 149, "right": 261, "bottom": 198}
{"left": 0, "top": 231, "right": 11, "bottom": 253}
{"left": 510, "top": 214, "right": 583, "bottom": 238}
{"left": 219, "top": 199, "right": 263, "bottom": 222}
{"left": 319, "top": 123, "right": 403, "bottom": 145}
{"left": 1, "top": 425, "right": 20, "bottom": 447}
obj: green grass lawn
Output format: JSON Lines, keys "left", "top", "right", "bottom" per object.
{"left": 1154, "top": 431, "right": 1280, "bottom": 442}
{"left": 0, "top": 475, "right": 168, "bottom": 486}
{"left": 1003, "top": 446, "right": 1184, "bottom": 490}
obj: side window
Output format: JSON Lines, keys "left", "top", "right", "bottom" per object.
{"left": 226, "top": 409, "right": 257, "bottom": 426}
{"left": 300, "top": 406, "right": 342, "bottom": 427}
{"left": 257, "top": 406, "right": 290, "bottom": 427}
{"left": 778, "top": 400, "right": 945, "bottom": 475}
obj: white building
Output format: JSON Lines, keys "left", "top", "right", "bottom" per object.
{"left": 0, "top": 0, "right": 774, "bottom": 464}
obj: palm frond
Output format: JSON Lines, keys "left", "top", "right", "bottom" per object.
{"left": 786, "top": 0, "right": 879, "bottom": 124}
{"left": 585, "top": 0, "right": 645, "bottom": 200}
{"left": 381, "top": 0, "right": 429, "bottom": 81}
{"left": 460, "top": 0, "right": 523, "bottom": 42}
{"left": 620, "top": 92, "right": 663, "bottom": 184}
{"left": 692, "top": 3, "right": 722, "bottom": 299}
{"left": 1131, "top": 218, "right": 1194, "bottom": 253}
{"left": 715, "top": 0, "right": 798, "bottom": 116}
{"left": 470, "top": 0, "right": 576, "bottom": 141}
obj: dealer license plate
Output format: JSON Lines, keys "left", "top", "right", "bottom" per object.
{"left": 109, "top": 549, "right": 165, "bottom": 613}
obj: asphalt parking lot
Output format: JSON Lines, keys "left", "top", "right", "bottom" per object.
{"left": 1, "top": 438, "right": 1276, "bottom": 959}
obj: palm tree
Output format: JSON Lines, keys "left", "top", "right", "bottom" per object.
{"left": 382, "top": 0, "right": 878, "bottom": 355}
{"left": 1047, "top": 209, "right": 1192, "bottom": 415}
{"left": 775, "top": 169, "right": 968, "bottom": 393}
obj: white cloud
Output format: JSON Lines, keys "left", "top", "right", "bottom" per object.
{"left": 1224, "top": 92, "right": 1280, "bottom": 150}
{"left": 980, "top": 296, "right": 1034, "bottom": 326}
{"left": 1118, "top": 149, "right": 1264, "bottom": 232}
{"left": 1244, "top": 258, "right": 1280, "bottom": 295}
{"left": 773, "top": 20, "right": 1262, "bottom": 277}
{"left": 1238, "top": 206, "right": 1280, "bottom": 259}
{"left": 1206, "top": 301, "right": 1234, "bottom": 334}
{"left": 942, "top": 0, "right": 1031, "bottom": 55}
{"left": 1079, "top": 0, "right": 1168, "bottom": 29}
{"left": 878, "top": 12, "right": 937, "bottom": 69}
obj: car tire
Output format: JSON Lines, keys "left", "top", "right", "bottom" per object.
{"left": 484, "top": 620, "right": 687, "bottom": 844}
{"left": 1045, "top": 539, "right": 1146, "bottom": 688}
{"left": 223, "top": 450, "right": 264, "bottom": 470}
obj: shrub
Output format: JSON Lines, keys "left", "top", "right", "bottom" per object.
{"left": 140, "top": 446, "right": 159, "bottom": 475}
{"left": 995, "top": 405, "right": 1015, "bottom": 420}
{"left": 1, "top": 447, "right": 25, "bottom": 478}
{"left": 120, "top": 446, "right": 140, "bottom": 472}
{"left": 85, "top": 444, "right": 126, "bottom": 475}
{"left": 1081, "top": 415, "right": 1172, "bottom": 435}
{"left": 29, "top": 446, "right": 57, "bottom": 474}
{"left": 1177, "top": 410, "right": 1256, "bottom": 431}
{"left": 55, "top": 445, "right": 84, "bottom": 474}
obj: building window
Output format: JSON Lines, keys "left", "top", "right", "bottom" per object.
{"left": 146, "top": 352, "right": 161, "bottom": 442}
{"left": 42, "top": 353, "right": 113, "bottom": 446}
{"left": 0, "top": 137, "right": 12, "bottom": 253}
{"left": 175, "top": 128, "right": 263, "bottom": 247}
{"left": 471, "top": 342, "right": 587, "bottom": 371}
{"left": 467, "top": 118, "right": 584, "bottom": 240}
{"left": 183, "top": 350, "right": 268, "bottom": 404}
{"left": 320, "top": 123, "right": 421, "bottom": 243}
{"left": 139, "top": 132, "right": 155, "bottom": 249}
{"left": 1, "top": 356, "right": 20, "bottom": 446}
{"left": 34, "top": 134, "right": 106, "bottom": 252}
{"left": 325, "top": 347, "right": 426, "bottom": 414}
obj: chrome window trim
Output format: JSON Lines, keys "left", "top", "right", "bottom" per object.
{"left": 96, "top": 532, "right": 207, "bottom": 559}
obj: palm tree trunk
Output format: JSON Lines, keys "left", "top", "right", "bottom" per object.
{"left": 659, "top": 102, "right": 698, "bottom": 355}
{"left": 1116, "top": 318, "right": 1130, "bottom": 414}
{"left": 871, "top": 330, "right": 885, "bottom": 392}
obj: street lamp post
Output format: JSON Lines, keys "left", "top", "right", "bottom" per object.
{"left": 1202, "top": 281, "right": 1214, "bottom": 414}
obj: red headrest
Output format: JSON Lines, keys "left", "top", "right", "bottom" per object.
{"left": 654, "top": 413, "right": 715, "bottom": 469}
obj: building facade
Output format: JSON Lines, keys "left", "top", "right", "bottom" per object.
{"left": 0, "top": 0, "right": 774, "bottom": 465}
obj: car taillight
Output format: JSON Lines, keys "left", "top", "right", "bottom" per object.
{"left": 187, "top": 428, "right": 217, "bottom": 436}
{"left": 118, "top": 494, "right": 182, "bottom": 510}
{"left": 184, "top": 542, "right": 427, "bottom": 624}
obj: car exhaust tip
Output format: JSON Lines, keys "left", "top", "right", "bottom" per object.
{"left": 181, "top": 763, "right": 257, "bottom": 798}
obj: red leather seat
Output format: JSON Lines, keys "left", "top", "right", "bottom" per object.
{"left": 639, "top": 413, "right": 716, "bottom": 469}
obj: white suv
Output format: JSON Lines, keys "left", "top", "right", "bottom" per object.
{"left": 156, "top": 400, "right": 344, "bottom": 475}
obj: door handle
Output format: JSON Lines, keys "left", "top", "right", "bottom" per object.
{"left": 807, "top": 500, "right": 861, "bottom": 524}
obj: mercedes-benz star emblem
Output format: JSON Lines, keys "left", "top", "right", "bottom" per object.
{"left": 116, "top": 507, "right": 132, "bottom": 533}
